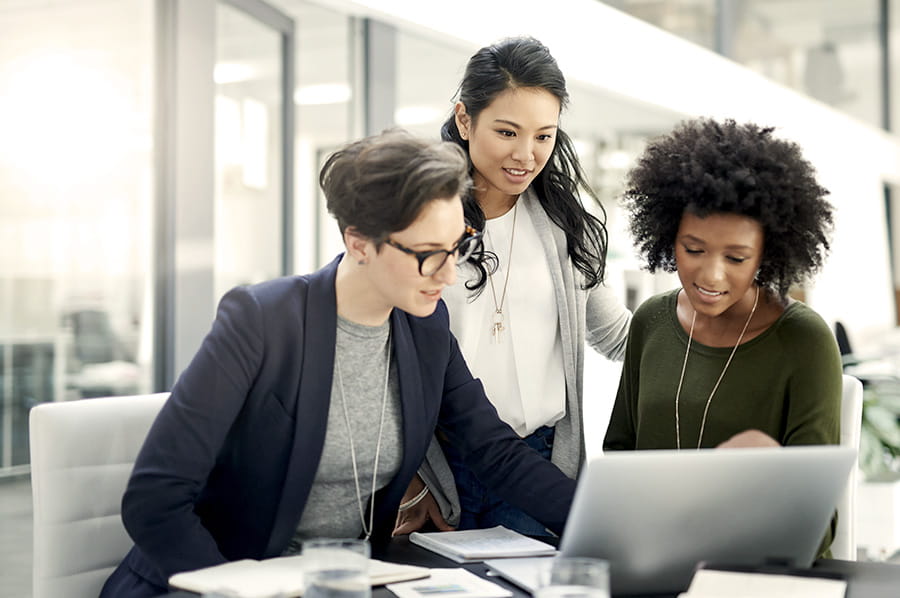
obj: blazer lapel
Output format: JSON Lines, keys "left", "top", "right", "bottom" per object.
{"left": 264, "top": 257, "right": 339, "bottom": 556}
{"left": 373, "top": 310, "right": 431, "bottom": 525}
{"left": 392, "top": 311, "right": 428, "bottom": 468}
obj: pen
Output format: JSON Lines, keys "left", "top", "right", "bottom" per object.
{"left": 412, "top": 583, "right": 467, "bottom": 594}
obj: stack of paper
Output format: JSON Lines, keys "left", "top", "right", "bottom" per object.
{"left": 387, "top": 568, "right": 513, "bottom": 598}
{"left": 168, "top": 556, "right": 429, "bottom": 597}
{"left": 409, "top": 526, "right": 557, "bottom": 563}
{"left": 679, "top": 569, "right": 847, "bottom": 598}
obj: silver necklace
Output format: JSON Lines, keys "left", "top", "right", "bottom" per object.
{"left": 486, "top": 203, "right": 518, "bottom": 343}
{"left": 675, "top": 286, "right": 760, "bottom": 449}
{"left": 335, "top": 328, "right": 391, "bottom": 541}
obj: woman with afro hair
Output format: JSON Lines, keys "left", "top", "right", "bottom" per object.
{"left": 604, "top": 116, "right": 841, "bottom": 451}
{"left": 603, "top": 117, "right": 842, "bottom": 554}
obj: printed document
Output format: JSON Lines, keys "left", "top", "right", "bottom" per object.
{"left": 679, "top": 568, "right": 846, "bottom": 598}
{"left": 409, "top": 526, "right": 556, "bottom": 563}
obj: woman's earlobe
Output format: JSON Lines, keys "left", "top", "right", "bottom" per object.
{"left": 343, "top": 226, "right": 370, "bottom": 264}
{"left": 454, "top": 103, "right": 470, "bottom": 139}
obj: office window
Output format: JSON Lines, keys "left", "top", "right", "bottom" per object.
{"left": 891, "top": 0, "right": 899, "bottom": 132}
{"left": 262, "top": 0, "right": 356, "bottom": 272}
{"left": 214, "top": 2, "right": 285, "bottom": 300}
{"left": 394, "top": 32, "right": 464, "bottom": 140}
{"left": 0, "top": 0, "right": 154, "bottom": 472}
{"left": 733, "top": 0, "right": 883, "bottom": 129}
{"left": 604, "top": 1, "right": 886, "bottom": 129}
{"left": 603, "top": 0, "right": 718, "bottom": 50}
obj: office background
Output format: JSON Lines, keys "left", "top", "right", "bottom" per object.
{"left": 1, "top": 0, "right": 899, "bottom": 595}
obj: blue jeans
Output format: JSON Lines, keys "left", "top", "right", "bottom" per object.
{"left": 442, "top": 425, "right": 555, "bottom": 537}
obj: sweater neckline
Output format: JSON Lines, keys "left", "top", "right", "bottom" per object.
{"left": 666, "top": 288, "right": 800, "bottom": 354}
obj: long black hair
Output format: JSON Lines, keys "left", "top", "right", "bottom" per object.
{"left": 441, "top": 36, "right": 609, "bottom": 292}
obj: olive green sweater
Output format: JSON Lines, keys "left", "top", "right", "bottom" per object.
{"left": 603, "top": 289, "right": 842, "bottom": 557}
{"left": 604, "top": 289, "right": 841, "bottom": 450}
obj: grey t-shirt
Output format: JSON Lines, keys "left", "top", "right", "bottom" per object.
{"left": 284, "top": 315, "right": 403, "bottom": 553}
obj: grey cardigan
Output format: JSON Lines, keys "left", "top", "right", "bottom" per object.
{"left": 420, "top": 189, "right": 632, "bottom": 525}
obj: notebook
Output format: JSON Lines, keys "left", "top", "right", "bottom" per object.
{"left": 409, "top": 525, "right": 556, "bottom": 562}
{"left": 168, "top": 556, "right": 429, "bottom": 597}
{"left": 556, "top": 445, "right": 856, "bottom": 596}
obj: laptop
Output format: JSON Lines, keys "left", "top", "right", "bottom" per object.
{"left": 551, "top": 445, "right": 857, "bottom": 596}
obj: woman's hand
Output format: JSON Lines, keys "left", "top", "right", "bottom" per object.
{"left": 392, "top": 474, "right": 455, "bottom": 536}
{"left": 717, "top": 429, "right": 781, "bottom": 448}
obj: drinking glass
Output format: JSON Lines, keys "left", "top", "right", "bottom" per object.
{"left": 302, "top": 538, "right": 371, "bottom": 598}
{"left": 534, "top": 556, "right": 610, "bottom": 598}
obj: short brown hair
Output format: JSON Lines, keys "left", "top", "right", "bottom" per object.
{"left": 320, "top": 128, "right": 471, "bottom": 245}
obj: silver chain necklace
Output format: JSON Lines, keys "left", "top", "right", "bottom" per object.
{"left": 335, "top": 328, "right": 391, "bottom": 541}
{"left": 675, "top": 286, "right": 759, "bottom": 449}
{"left": 486, "top": 203, "right": 518, "bottom": 344}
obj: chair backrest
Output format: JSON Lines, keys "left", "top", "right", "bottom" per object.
{"left": 834, "top": 321, "right": 854, "bottom": 358}
{"left": 29, "top": 392, "right": 169, "bottom": 598}
{"left": 832, "top": 374, "right": 863, "bottom": 560}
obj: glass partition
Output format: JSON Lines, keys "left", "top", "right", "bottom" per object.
{"left": 0, "top": 0, "right": 155, "bottom": 473}
{"left": 732, "top": 0, "right": 883, "bottom": 128}
{"left": 605, "top": 0, "right": 886, "bottom": 129}
{"left": 603, "top": 0, "right": 718, "bottom": 51}
{"left": 290, "top": 2, "right": 356, "bottom": 271}
{"left": 891, "top": 0, "right": 899, "bottom": 132}
{"left": 394, "top": 33, "right": 464, "bottom": 140}
{"left": 215, "top": 2, "right": 285, "bottom": 300}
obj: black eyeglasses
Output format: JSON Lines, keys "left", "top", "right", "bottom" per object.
{"left": 385, "top": 226, "right": 483, "bottom": 277}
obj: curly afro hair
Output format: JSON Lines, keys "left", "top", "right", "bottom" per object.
{"left": 624, "top": 118, "right": 833, "bottom": 298}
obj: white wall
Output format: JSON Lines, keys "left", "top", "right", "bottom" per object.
{"left": 324, "top": 0, "right": 900, "bottom": 341}
{"left": 306, "top": 0, "right": 900, "bottom": 447}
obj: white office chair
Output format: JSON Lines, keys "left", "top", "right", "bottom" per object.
{"left": 832, "top": 374, "right": 863, "bottom": 561}
{"left": 29, "top": 392, "right": 169, "bottom": 598}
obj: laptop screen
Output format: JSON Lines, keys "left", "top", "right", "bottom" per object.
{"left": 559, "top": 445, "right": 856, "bottom": 596}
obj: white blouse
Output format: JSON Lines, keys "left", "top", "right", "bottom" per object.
{"left": 443, "top": 203, "right": 566, "bottom": 437}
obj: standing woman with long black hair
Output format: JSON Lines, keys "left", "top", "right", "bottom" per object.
{"left": 394, "top": 37, "right": 631, "bottom": 537}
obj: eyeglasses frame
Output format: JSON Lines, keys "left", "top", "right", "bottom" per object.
{"left": 384, "top": 225, "right": 483, "bottom": 277}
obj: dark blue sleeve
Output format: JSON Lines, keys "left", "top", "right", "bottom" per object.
{"left": 436, "top": 331, "right": 576, "bottom": 535}
{"left": 121, "top": 285, "right": 265, "bottom": 577}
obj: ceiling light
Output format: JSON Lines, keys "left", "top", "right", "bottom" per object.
{"left": 394, "top": 105, "right": 444, "bottom": 126}
{"left": 294, "top": 83, "right": 351, "bottom": 105}
{"left": 214, "top": 62, "right": 256, "bottom": 84}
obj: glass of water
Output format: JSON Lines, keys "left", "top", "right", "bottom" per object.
{"left": 534, "top": 556, "right": 610, "bottom": 598}
{"left": 302, "top": 538, "right": 371, "bottom": 598}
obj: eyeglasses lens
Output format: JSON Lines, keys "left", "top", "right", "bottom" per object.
{"left": 421, "top": 253, "right": 447, "bottom": 277}
{"left": 419, "top": 234, "right": 478, "bottom": 277}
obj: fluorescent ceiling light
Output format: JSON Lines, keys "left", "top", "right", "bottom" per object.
{"left": 294, "top": 83, "right": 351, "bottom": 105}
{"left": 394, "top": 105, "right": 444, "bottom": 126}
{"left": 214, "top": 62, "right": 256, "bottom": 84}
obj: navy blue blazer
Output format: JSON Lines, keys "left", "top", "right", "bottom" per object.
{"left": 103, "top": 256, "right": 576, "bottom": 595}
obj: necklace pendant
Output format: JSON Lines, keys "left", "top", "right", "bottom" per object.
{"left": 491, "top": 310, "right": 504, "bottom": 343}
